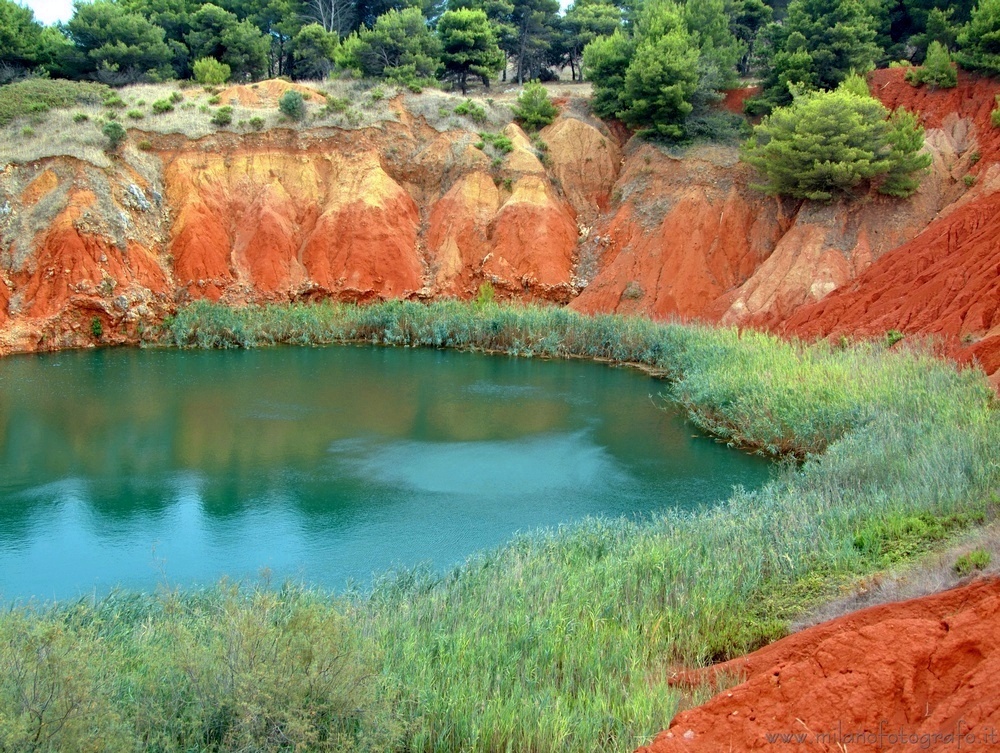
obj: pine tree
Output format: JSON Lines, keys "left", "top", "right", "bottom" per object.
{"left": 753, "top": 0, "right": 880, "bottom": 112}
{"left": 957, "top": 0, "right": 1000, "bottom": 77}
{"left": 742, "top": 76, "right": 930, "bottom": 201}
{"left": 437, "top": 8, "right": 504, "bottom": 93}
{"left": 905, "top": 40, "right": 957, "bottom": 88}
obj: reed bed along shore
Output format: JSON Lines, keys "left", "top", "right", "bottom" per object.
{"left": 2, "top": 299, "right": 997, "bottom": 752}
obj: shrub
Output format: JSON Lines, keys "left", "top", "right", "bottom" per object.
{"left": 169, "top": 90, "right": 183, "bottom": 103}
{"left": 320, "top": 96, "right": 350, "bottom": 117}
{"left": 742, "top": 77, "right": 931, "bottom": 201}
{"left": 474, "top": 281, "right": 495, "bottom": 306}
{"left": 102, "top": 120, "right": 126, "bottom": 150}
{"left": 964, "top": 173, "right": 976, "bottom": 187}
{"left": 249, "top": 116, "right": 265, "bottom": 130}
{"left": 126, "top": 108, "right": 144, "bottom": 119}
{"left": 278, "top": 90, "right": 305, "bottom": 120}
{"left": 72, "top": 112, "right": 89, "bottom": 123}
{"left": 103, "top": 94, "right": 125, "bottom": 109}
{"left": 905, "top": 41, "right": 958, "bottom": 88}
{"left": 954, "top": 549, "right": 992, "bottom": 576}
{"left": 477, "top": 131, "right": 514, "bottom": 154}
{"left": 211, "top": 106, "right": 234, "bottom": 126}
{"left": 512, "top": 82, "right": 559, "bottom": 131}
{"left": 193, "top": 56, "right": 231, "bottom": 86}
{"left": 20, "top": 125, "right": 33, "bottom": 137}
{"left": 90, "top": 317, "right": 103, "bottom": 339}
{"left": 151, "top": 99, "right": 174, "bottom": 114}
{"left": 454, "top": 98, "right": 487, "bottom": 123}
{"left": 137, "top": 139, "right": 153, "bottom": 151}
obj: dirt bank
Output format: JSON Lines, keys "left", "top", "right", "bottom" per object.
{"left": 638, "top": 577, "right": 1000, "bottom": 753}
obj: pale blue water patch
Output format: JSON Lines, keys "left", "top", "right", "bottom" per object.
{"left": 0, "top": 346, "right": 772, "bottom": 601}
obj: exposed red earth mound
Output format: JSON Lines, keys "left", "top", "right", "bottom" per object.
{"left": 1, "top": 106, "right": 616, "bottom": 352}
{"left": 638, "top": 577, "right": 1000, "bottom": 753}
{"left": 779, "top": 69, "right": 1000, "bottom": 385}
{"left": 570, "top": 72, "right": 966, "bottom": 324}
{"left": 1, "top": 72, "right": 998, "bottom": 376}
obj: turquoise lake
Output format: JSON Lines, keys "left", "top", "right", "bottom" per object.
{"left": 0, "top": 346, "right": 771, "bottom": 601}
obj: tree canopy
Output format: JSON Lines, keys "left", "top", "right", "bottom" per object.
{"left": 437, "top": 8, "right": 504, "bottom": 93}
{"left": 355, "top": 7, "right": 442, "bottom": 82}
{"left": 957, "top": 0, "right": 1000, "bottom": 77}
{"left": 742, "top": 76, "right": 931, "bottom": 201}
{"left": 751, "top": 0, "right": 881, "bottom": 113}
{"left": 67, "top": 0, "right": 175, "bottom": 81}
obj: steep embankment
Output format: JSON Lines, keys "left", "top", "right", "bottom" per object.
{"left": 0, "top": 87, "right": 623, "bottom": 352}
{"left": 571, "top": 72, "right": 968, "bottom": 325}
{"left": 638, "top": 577, "right": 1000, "bottom": 753}
{"left": 0, "top": 72, "right": 994, "bottom": 365}
{"left": 781, "top": 69, "right": 1000, "bottom": 385}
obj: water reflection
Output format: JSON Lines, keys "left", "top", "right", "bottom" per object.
{"left": 0, "top": 346, "right": 771, "bottom": 600}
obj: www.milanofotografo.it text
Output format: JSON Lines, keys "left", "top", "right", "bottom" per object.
{"left": 764, "top": 720, "right": 999, "bottom": 749}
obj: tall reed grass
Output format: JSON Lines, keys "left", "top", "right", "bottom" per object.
{"left": 2, "top": 299, "right": 996, "bottom": 751}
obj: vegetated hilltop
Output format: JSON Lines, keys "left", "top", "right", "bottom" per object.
{"left": 2, "top": 70, "right": 997, "bottom": 381}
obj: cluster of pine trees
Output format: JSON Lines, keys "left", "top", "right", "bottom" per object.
{"left": 4, "top": 0, "right": 1000, "bottom": 200}
{"left": 0, "top": 0, "right": 622, "bottom": 88}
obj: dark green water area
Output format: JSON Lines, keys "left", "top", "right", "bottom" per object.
{"left": 0, "top": 346, "right": 771, "bottom": 601}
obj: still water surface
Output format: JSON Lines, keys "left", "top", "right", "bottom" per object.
{"left": 0, "top": 346, "right": 771, "bottom": 601}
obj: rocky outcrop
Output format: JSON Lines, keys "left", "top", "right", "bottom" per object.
{"left": 570, "top": 72, "right": 968, "bottom": 325}
{"left": 637, "top": 577, "right": 1000, "bottom": 753}
{"left": 2, "top": 71, "right": 999, "bottom": 371}
{"left": 0, "top": 112, "right": 619, "bottom": 352}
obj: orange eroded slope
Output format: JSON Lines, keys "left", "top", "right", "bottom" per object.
{"left": 638, "top": 578, "right": 1000, "bottom": 753}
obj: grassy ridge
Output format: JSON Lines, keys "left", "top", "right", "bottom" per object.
{"left": 2, "top": 299, "right": 997, "bottom": 751}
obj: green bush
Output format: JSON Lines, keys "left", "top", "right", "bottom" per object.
{"left": 476, "top": 131, "right": 514, "bottom": 154}
{"left": 72, "top": 112, "right": 89, "bottom": 123}
{"left": 211, "top": 105, "right": 234, "bottom": 126}
{"left": 742, "top": 77, "right": 931, "bottom": 201}
{"left": 474, "top": 281, "right": 495, "bottom": 306}
{"left": 278, "top": 90, "right": 305, "bottom": 120}
{"left": 126, "top": 108, "right": 144, "bottom": 119}
{"left": 512, "top": 82, "right": 559, "bottom": 131}
{"left": 170, "top": 90, "right": 184, "bottom": 103}
{"left": 193, "top": 56, "right": 231, "bottom": 86}
{"left": 249, "top": 115, "right": 265, "bottom": 130}
{"left": 102, "top": 120, "right": 126, "bottom": 150}
{"left": 905, "top": 41, "right": 958, "bottom": 88}
{"left": 151, "top": 99, "right": 174, "bottom": 114}
{"left": 957, "top": 0, "right": 1000, "bottom": 76}
{"left": 454, "top": 98, "right": 487, "bottom": 123}
{"left": 954, "top": 548, "right": 992, "bottom": 576}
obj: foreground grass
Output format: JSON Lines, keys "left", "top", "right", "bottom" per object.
{"left": 2, "top": 300, "right": 997, "bottom": 751}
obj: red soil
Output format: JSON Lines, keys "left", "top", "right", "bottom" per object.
{"left": 721, "top": 86, "right": 761, "bottom": 114}
{"left": 638, "top": 577, "right": 1000, "bottom": 753}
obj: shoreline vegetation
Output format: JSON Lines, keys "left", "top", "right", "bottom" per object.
{"left": 3, "top": 299, "right": 998, "bottom": 751}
